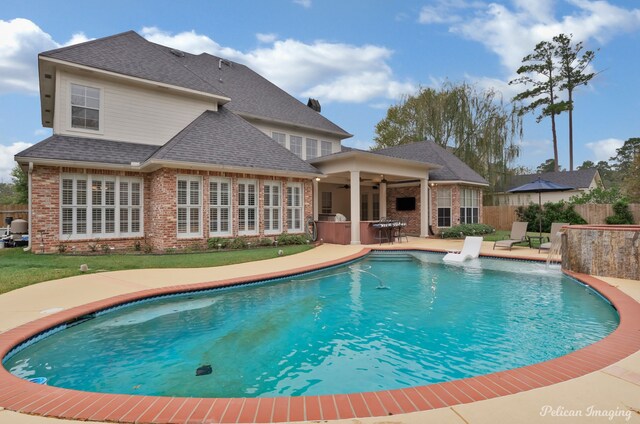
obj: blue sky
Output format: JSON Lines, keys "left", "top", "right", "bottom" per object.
{"left": 1, "top": 0, "right": 639, "bottom": 182}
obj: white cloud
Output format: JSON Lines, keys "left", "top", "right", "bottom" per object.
{"left": 450, "top": 1, "right": 640, "bottom": 74}
{"left": 0, "top": 19, "right": 94, "bottom": 95}
{"left": 293, "top": 0, "right": 312, "bottom": 8}
{"left": 419, "top": 0, "right": 484, "bottom": 25}
{"left": 142, "top": 28, "right": 414, "bottom": 104}
{"left": 0, "top": 142, "right": 32, "bottom": 182}
{"left": 586, "top": 138, "right": 623, "bottom": 162}
{"left": 256, "top": 33, "right": 277, "bottom": 44}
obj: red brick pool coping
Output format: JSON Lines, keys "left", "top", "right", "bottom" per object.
{"left": 1, "top": 248, "right": 640, "bottom": 423}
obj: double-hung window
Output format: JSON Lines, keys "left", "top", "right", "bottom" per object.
{"left": 272, "top": 132, "right": 286, "bottom": 147}
{"left": 238, "top": 179, "right": 257, "bottom": 235}
{"left": 437, "top": 187, "right": 452, "bottom": 227}
{"left": 287, "top": 183, "right": 303, "bottom": 232}
{"left": 70, "top": 83, "right": 100, "bottom": 131}
{"left": 360, "top": 194, "right": 369, "bottom": 221}
{"left": 306, "top": 138, "right": 318, "bottom": 160}
{"left": 321, "top": 191, "right": 332, "bottom": 214}
{"left": 61, "top": 174, "right": 142, "bottom": 238}
{"left": 321, "top": 140, "right": 332, "bottom": 156}
{"left": 209, "top": 178, "right": 231, "bottom": 236}
{"left": 263, "top": 182, "right": 281, "bottom": 234}
{"left": 460, "top": 188, "right": 480, "bottom": 224}
{"left": 372, "top": 193, "right": 380, "bottom": 221}
{"left": 290, "top": 136, "right": 303, "bottom": 158}
{"left": 177, "top": 176, "right": 201, "bottom": 237}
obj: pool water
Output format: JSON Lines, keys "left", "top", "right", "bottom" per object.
{"left": 4, "top": 252, "right": 618, "bottom": 397}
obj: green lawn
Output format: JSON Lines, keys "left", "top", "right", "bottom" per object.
{"left": 0, "top": 245, "right": 313, "bottom": 295}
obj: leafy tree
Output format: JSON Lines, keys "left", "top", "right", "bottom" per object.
{"left": 515, "top": 201, "right": 586, "bottom": 233}
{"left": 610, "top": 137, "right": 640, "bottom": 175}
{"left": 536, "top": 159, "right": 563, "bottom": 173}
{"left": 0, "top": 182, "right": 18, "bottom": 205}
{"left": 554, "top": 34, "right": 596, "bottom": 171}
{"left": 569, "top": 186, "right": 626, "bottom": 204}
{"left": 577, "top": 160, "right": 595, "bottom": 170}
{"left": 10, "top": 165, "right": 28, "bottom": 204}
{"left": 510, "top": 41, "right": 568, "bottom": 172}
{"left": 621, "top": 152, "right": 640, "bottom": 202}
{"left": 374, "top": 81, "right": 522, "bottom": 191}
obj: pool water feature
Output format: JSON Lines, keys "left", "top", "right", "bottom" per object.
{"left": 4, "top": 252, "right": 618, "bottom": 398}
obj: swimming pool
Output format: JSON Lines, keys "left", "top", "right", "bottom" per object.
{"left": 4, "top": 251, "right": 619, "bottom": 398}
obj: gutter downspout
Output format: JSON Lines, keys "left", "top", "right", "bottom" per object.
{"left": 23, "top": 162, "right": 33, "bottom": 252}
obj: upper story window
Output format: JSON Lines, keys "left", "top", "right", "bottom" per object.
{"left": 290, "top": 136, "right": 303, "bottom": 158}
{"left": 306, "top": 138, "right": 318, "bottom": 160}
{"left": 321, "top": 140, "right": 333, "bottom": 156}
{"left": 272, "top": 132, "right": 286, "bottom": 147}
{"left": 71, "top": 83, "right": 100, "bottom": 131}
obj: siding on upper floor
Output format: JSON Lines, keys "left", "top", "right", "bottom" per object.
{"left": 250, "top": 121, "right": 342, "bottom": 160}
{"left": 53, "top": 69, "right": 217, "bottom": 146}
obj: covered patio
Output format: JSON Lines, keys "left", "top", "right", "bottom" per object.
{"left": 309, "top": 150, "right": 441, "bottom": 244}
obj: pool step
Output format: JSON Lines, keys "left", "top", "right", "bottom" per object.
{"left": 367, "top": 252, "right": 416, "bottom": 262}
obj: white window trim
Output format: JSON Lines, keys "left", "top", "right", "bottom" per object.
{"left": 209, "top": 177, "right": 232, "bottom": 237}
{"left": 177, "top": 175, "right": 202, "bottom": 238}
{"left": 238, "top": 178, "right": 258, "bottom": 236}
{"left": 289, "top": 135, "right": 303, "bottom": 158}
{"left": 437, "top": 187, "right": 452, "bottom": 228}
{"left": 305, "top": 138, "right": 318, "bottom": 160}
{"left": 263, "top": 181, "right": 282, "bottom": 235}
{"left": 287, "top": 183, "right": 304, "bottom": 233}
{"left": 68, "top": 82, "right": 104, "bottom": 135}
{"left": 60, "top": 174, "right": 144, "bottom": 240}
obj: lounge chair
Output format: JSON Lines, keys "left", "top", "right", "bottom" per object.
{"left": 539, "top": 222, "right": 568, "bottom": 253}
{"left": 493, "top": 221, "right": 529, "bottom": 250}
{"left": 443, "top": 236, "right": 483, "bottom": 262}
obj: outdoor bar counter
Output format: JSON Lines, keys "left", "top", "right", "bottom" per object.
{"left": 316, "top": 220, "right": 392, "bottom": 245}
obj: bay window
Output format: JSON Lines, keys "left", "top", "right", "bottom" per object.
{"left": 209, "top": 178, "right": 231, "bottom": 236}
{"left": 287, "top": 183, "right": 303, "bottom": 232}
{"left": 238, "top": 179, "right": 258, "bottom": 235}
{"left": 263, "top": 181, "right": 281, "bottom": 234}
{"left": 177, "top": 176, "right": 201, "bottom": 237}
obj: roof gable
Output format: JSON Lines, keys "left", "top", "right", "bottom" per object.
{"left": 505, "top": 169, "right": 598, "bottom": 191}
{"left": 150, "top": 108, "right": 320, "bottom": 175}
{"left": 375, "top": 141, "right": 489, "bottom": 185}
{"left": 41, "top": 31, "right": 225, "bottom": 97}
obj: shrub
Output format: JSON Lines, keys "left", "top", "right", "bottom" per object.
{"left": 258, "top": 238, "right": 275, "bottom": 247}
{"left": 605, "top": 200, "right": 635, "bottom": 224}
{"left": 439, "top": 224, "right": 495, "bottom": 239}
{"left": 207, "top": 237, "right": 229, "bottom": 249}
{"left": 228, "top": 237, "right": 249, "bottom": 249}
{"left": 276, "top": 233, "right": 310, "bottom": 245}
{"left": 515, "top": 201, "right": 586, "bottom": 233}
{"left": 133, "top": 240, "right": 141, "bottom": 252}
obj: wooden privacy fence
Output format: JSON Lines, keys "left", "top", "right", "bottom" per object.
{"left": 484, "top": 204, "right": 640, "bottom": 231}
{"left": 0, "top": 204, "right": 28, "bottom": 224}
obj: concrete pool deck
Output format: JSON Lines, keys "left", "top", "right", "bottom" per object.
{"left": 1, "top": 238, "right": 639, "bottom": 423}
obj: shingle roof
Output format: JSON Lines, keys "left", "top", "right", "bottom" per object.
{"left": 149, "top": 45, "right": 351, "bottom": 138}
{"left": 15, "top": 135, "right": 158, "bottom": 164}
{"left": 149, "top": 108, "right": 320, "bottom": 174}
{"left": 41, "top": 31, "right": 350, "bottom": 138}
{"left": 505, "top": 169, "right": 598, "bottom": 191}
{"left": 41, "top": 31, "right": 226, "bottom": 98}
{"left": 374, "top": 141, "right": 489, "bottom": 185}
{"left": 17, "top": 109, "right": 321, "bottom": 176}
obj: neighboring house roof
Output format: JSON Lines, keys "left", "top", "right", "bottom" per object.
{"left": 374, "top": 141, "right": 489, "bottom": 185}
{"left": 15, "top": 135, "right": 158, "bottom": 165}
{"left": 41, "top": 30, "right": 350, "bottom": 138}
{"left": 151, "top": 108, "right": 321, "bottom": 175}
{"left": 504, "top": 168, "right": 598, "bottom": 191}
{"left": 40, "top": 31, "right": 226, "bottom": 98}
{"left": 150, "top": 45, "right": 352, "bottom": 138}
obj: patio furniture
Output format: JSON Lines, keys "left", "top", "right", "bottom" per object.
{"left": 372, "top": 217, "right": 393, "bottom": 244}
{"left": 394, "top": 217, "right": 409, "bottom": 243}
{"left": 443, "top": 236, "right": 483, "bottom": 262}
{"left": 539, "top": 222, "right": 569, "bottom": 253}
{"left": 493, "top": 221, "right": 529, "bottom": 250}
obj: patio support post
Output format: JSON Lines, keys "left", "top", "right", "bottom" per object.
{"left": 380, "top": 181, "right": 387, "bottom": 218}
{"left": 350, "top": 170, "right": 361, "bottom": 244}
{"left": 312, "top": 179, "right": 319, "bottom": 221}
{"left": 420, "top": 177, "right": 429, "bottom": 237}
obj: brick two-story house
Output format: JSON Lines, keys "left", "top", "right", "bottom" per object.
{"left": 15, "top": 31, "right": 487, "bottom": 252}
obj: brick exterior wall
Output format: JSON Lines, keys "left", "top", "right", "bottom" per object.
{"left": 386, "top": 186, "right": 421, "bottom": 235}
{"left": 29, "top": 165, "right": 313, "bottom": 253}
